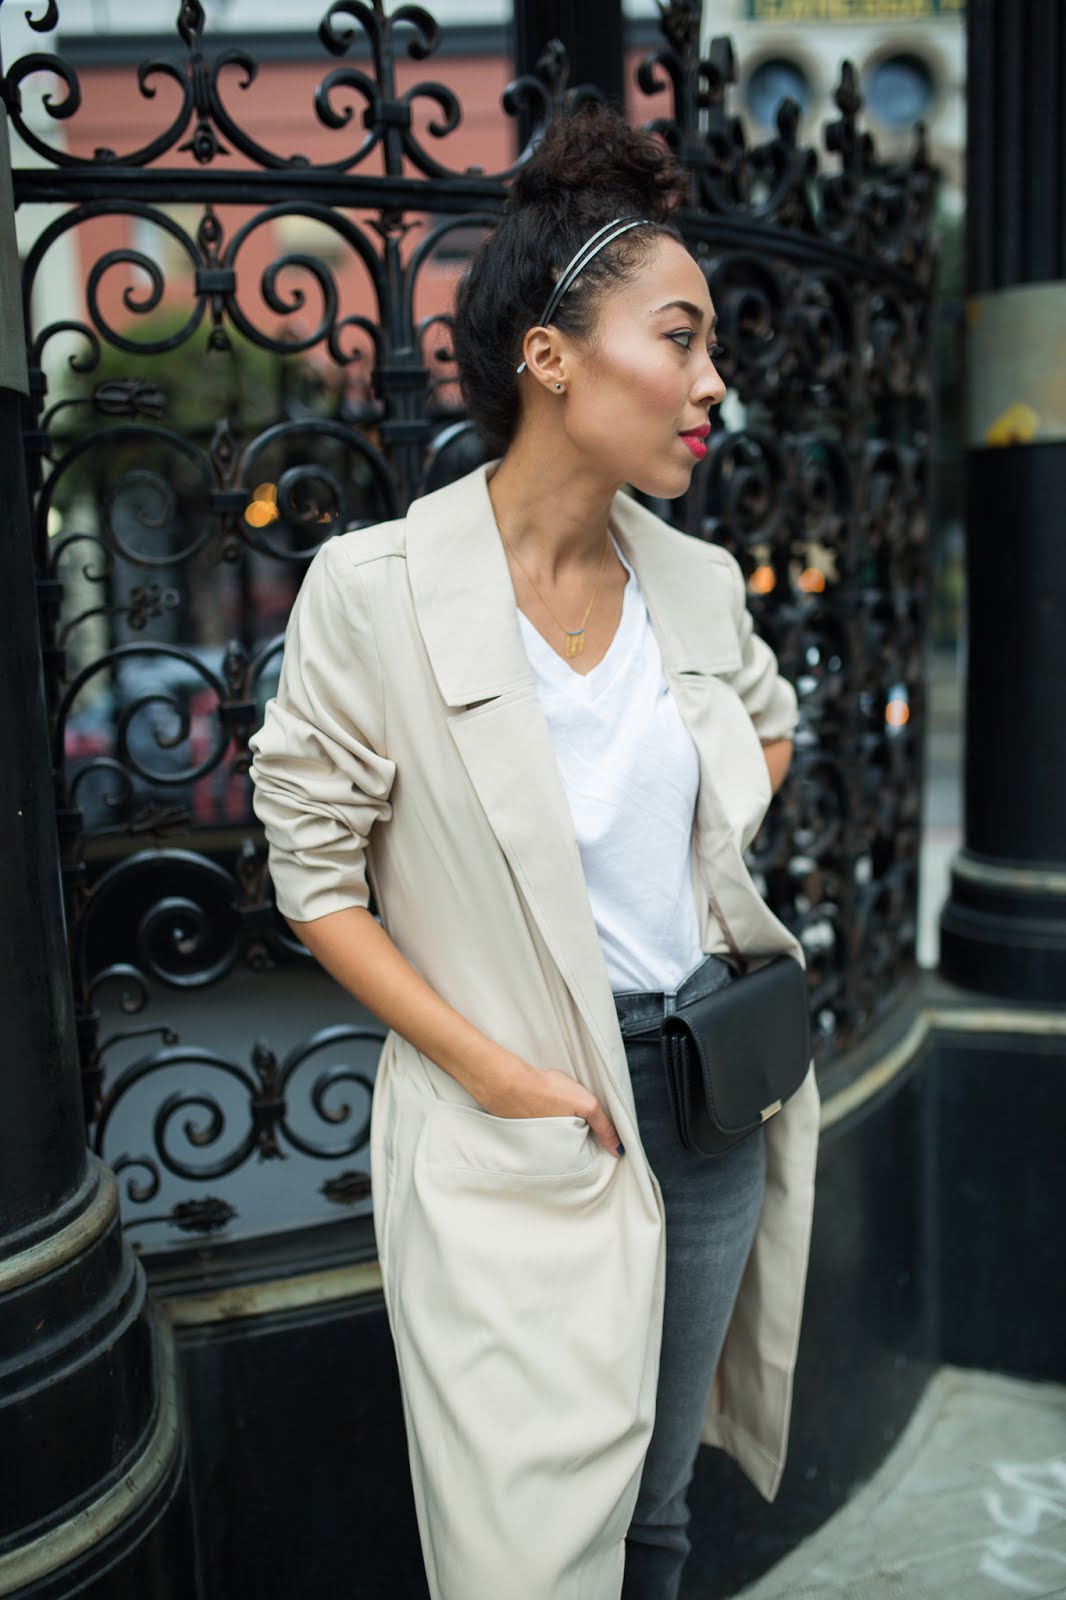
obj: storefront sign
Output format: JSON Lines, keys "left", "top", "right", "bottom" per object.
{"left": 747, "top": 0, "right": 963, "bottom": 18}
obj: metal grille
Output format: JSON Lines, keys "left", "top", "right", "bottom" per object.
{"left": 4, "top": 0, "right": 935, "bottom": 1248}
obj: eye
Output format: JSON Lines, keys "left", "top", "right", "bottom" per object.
{"left": 667, "top": 329, "right": 695, "bottom": 350}
{"left": 709, "top": 343, "right": 724, "bottom": 360}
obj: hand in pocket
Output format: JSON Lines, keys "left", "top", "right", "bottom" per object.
{"left": 477, "top": 1064, "right": 624, "bottom": 1156}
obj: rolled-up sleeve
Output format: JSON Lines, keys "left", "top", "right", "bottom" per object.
{"left": 248, "top": 543, "right": 395, "bottom": 924}
{"left": 722, "top": 551, "right": 799, "bottom": 743}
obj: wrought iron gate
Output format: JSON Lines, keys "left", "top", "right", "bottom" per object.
{"left": 3, "top": 0, "right": 935, "bottom": 1256}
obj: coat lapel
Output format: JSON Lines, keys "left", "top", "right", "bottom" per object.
{"left": 404, "top": 465, "right": 625, "bottom": 1078}
{"left": 606, "top": 491, "right": 739, "bottom": 678}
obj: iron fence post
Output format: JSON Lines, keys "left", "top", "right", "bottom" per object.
{"left": 512, "top": 0, "right": 626, "bottom": 144}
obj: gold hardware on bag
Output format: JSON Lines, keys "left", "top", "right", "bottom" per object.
{"left": 760, "top": 1100, "right": 783, "bottom": 1122}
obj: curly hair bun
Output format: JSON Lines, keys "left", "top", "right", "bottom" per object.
{"left": 510, "top": 103, "right": 686, "bottom": 225}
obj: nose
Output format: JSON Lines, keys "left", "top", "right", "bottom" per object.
{"left": 693, "top": 347, "right": 727, "bottom": 410}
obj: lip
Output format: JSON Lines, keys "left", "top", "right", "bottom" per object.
{"left": 679, "top": 429, "right": 709, "bottom": 461}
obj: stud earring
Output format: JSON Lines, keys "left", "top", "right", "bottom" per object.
{"left": 555, "top": 383, "right": 563, "bottom": 391}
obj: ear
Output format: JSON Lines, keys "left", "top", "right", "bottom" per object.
{"left": 519, "top": 327, "right": 567, "bottom": 393}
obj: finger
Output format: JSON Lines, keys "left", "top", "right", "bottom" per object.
{"left": 586, "top": 1102, "right": 624, "bottom": 1157}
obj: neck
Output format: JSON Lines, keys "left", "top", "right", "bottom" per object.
{"left": 487, "top": 422, "right": 621, "bottom": 579}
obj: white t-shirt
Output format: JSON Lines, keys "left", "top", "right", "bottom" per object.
{"left": 516, "top": 540, "right": 707, "bottom": 994}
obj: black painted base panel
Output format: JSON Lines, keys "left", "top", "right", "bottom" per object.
{"left": 178, "top": 1294, "right": 428, "bottom": 1600}
{"left": 934, "top": 1024, "right": 1066, "bottom": 1381}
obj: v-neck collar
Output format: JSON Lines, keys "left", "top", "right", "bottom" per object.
{"left": 404, "top": 462, "right": 743, "bottom": 710}
{"left": 515, "top": 537, "right": 639, "bottom": 698}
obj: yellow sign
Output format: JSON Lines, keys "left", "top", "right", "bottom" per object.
{"left": 748, "top": 0, "right": 964, "bottom": 17}
{"left": 967, "top": 286, "right": 1066, "bottom": 450}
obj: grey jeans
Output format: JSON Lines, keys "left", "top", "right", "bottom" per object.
{"left": 614, "top": 955, "right": 767, "bottom": 1600}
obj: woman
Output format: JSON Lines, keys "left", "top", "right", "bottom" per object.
{"left": 249, "top": 106, "right": 819, "bottom": 1600}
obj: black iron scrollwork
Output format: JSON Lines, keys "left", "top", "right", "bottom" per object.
{"left": 96, "top": 1023, "right": 383, "bottom": 1233}
{"left": 9, "top": 0, "right": 935, "bottom": 1237}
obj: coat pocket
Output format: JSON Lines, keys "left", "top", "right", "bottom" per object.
{"left": 418, "top": 1100, "right": 602, "bottom": 1184}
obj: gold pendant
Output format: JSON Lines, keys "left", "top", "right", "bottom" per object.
{"left": 566, "top": 631, "right": 585, "bottom": 658}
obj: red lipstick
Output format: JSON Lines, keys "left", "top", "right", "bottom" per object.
{"left": 679, "top": 423, "right": 711, "bottom": 460}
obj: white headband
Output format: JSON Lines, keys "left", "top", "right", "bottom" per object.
{"left": 515, "top": 216, "right": 654, "bottom": 376}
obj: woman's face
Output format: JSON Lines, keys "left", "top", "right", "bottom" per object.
{"left": 561, "top": 235, "right": 726, "bottom": 499}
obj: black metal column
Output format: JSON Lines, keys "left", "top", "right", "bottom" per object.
{"left": 0, "top": 110, "right": 195, "bottom": 1598}
{"left": 512, "top": 0, "right": 626, "bottom": 137}
{"left": 939, "top": 0, "right": 1066, "bottom": 1000}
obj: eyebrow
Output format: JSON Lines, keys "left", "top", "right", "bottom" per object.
{"left": 652, "top": 299, "right": 718, "bottom": 334}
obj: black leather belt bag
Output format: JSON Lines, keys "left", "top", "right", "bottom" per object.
{"left": 661, "top": 953, "right": 811, "bottom": 1156}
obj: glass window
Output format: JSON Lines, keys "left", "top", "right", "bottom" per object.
{"left": 746, "top": 58, "right": 811, "bottom": 130}
{"left": 865, "top": 54, "right": 934, "bottom": 129}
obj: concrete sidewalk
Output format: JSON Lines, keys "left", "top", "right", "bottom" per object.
{"left": 734, "top": 1368, "right": 1066, "bottom": 1600}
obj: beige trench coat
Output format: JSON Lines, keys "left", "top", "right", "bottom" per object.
{"left": 248, "top": 463, "right": 820, "bottom": 1600}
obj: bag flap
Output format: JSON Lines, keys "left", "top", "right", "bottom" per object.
{"left": 663, "top": 956, "right": 811, "bottom": 1132}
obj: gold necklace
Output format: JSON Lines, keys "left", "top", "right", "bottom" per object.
{"left": 502, "top": 531, "right": 611, "bottom": 658}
